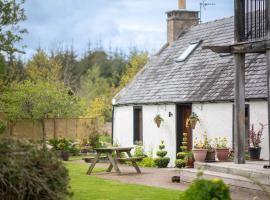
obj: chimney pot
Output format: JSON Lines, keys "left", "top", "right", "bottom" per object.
{"left": 178, "top": 0, "right": 186, "bottom": 10}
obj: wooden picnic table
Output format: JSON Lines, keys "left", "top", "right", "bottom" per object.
{"left": 86, "top": 147, "right": 142, "bottom": 175}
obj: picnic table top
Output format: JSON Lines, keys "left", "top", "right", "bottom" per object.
{"left": 94, "top": 147, "right": 134, "bottom": 152}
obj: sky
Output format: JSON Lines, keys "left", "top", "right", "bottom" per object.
{"left": 20, "top": 0, "right": 234, "bottom": 60}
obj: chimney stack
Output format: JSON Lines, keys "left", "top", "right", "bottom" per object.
{"left": 167, "top": 1, "right": 199, "bottom": 45}
{"left": 178, "top": 0, "right": 186, "bottom": 9}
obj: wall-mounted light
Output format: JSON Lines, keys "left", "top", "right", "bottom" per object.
{"left": 169, "top": 112, "right": 173, "bottom": 117}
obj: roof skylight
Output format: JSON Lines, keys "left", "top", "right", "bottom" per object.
{"left": 175, "top": 40, "right": 202, "bottom": 62}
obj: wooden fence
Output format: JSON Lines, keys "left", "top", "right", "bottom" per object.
{"left": 1, "top": 118, "right": 111, "bottom": 140}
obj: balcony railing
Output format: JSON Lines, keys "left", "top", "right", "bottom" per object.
{"left": 244, "top": 0, "right": 266, "bottom": 41}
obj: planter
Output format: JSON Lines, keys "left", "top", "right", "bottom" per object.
{"left": 192, "top": 149, "right": 207, "bottom": 162}
{"left": 156, "top": 120, "right": 162, "bottom": 128}
{"left": 60, "top": 151, "right": 69, "bottom": 161}
{"left": 205, "top": 149, "right": 216, "bottom": 162}
{"left": 249, "top": 147, "right": 261, "bottom": 160}
{"left": 186, "top": 158, "right": 194, "bottom": 168}
{"left": 216, "top": 148, "right": 230, "bottom": 161}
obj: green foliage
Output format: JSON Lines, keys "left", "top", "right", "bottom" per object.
{"left": 119, "top": 51, "right": 148, "bottom": 89}
{"left": 179, "top": 177, "right": 231, "bottom": 200}
{"left": 79, "top": 65, "right": 110, "bottom": 100}
{"left": 134, "top": 143, "right": 145, "bottom": 157}
{"left": 154, "top": 157, "right": 170, "bottom": 168}
{"left": 0, "top": 0, "right": 27, "bottom": 56}
{"left": 0, "top": 138, "right": 71, "bottom": 200}
{"left": 0, "top": 80, "right": 86, "bottom": 141}
{"left": 49, "top": 138, "right": 79, "bottom": 155}
{"left": 0, "top": 120, "right": 6, "bottom": 134}
{"left": 154, "top": 141, "right": 170, "bottom": 168}
{"left": 26, "top": 50, "right": 61, "bottom": 83}
{"left": 138, "top": 157, "right": 156, "bottom": 168}
{"left": 175, "top": 159, "right": 186, "bottom": 168}
{"left": 156, "top": 150, "right": 167, "bottom": 157}
{"left": 99, "top": 135, "right": 112, "bottom": 144}
{"left": 177, "top": 152, "right": 187, "bottom": 159}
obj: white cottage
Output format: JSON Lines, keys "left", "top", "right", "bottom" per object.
{"left": 112, "top": 4, "right": 269, "bottom": 166}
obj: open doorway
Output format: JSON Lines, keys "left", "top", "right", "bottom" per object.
{"left": 176, "top": 104, "right": 192, "bottom": 157}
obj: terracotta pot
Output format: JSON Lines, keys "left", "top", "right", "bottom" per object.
{"left": 216, "top": 148, "right": 230, "bottom": 161}
{"left": 192, "top": 149, "right": 207, "bottom": 162}
{"left": 249, "top": 147, "right": 261, "bottom": 160}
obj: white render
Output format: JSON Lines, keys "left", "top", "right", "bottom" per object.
{"left": 113, "top": 101, "right": 269, "bottom": 167}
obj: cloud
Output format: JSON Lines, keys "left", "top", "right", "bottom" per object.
{"left": 19, "top": 0, "right": 233, "bottom": 60}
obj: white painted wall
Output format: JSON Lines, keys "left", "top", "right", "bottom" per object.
{"left": 192, "top": 103, "right": 233, "bottom": 148}
{"left": 113, "top": 101, "right": 269, "bottom": 167}
{"left": 113, "top": 104, "right": 177, "bottom": 166}
{"left": 193, "top": 101, "right": 269, "bottom": 160}
{"left": 142, "top": 104, "right": 176, "bottom": 166}
{"left": 113, "top": 106, "right": 134, "bottom": 146}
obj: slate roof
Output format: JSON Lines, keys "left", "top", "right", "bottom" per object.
{"left": 114, "top": 17, "right": 267, "bottom": 105}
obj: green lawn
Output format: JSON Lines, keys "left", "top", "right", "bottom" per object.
{"left": 65, "top": 162, "right": 182, "bottom": 200}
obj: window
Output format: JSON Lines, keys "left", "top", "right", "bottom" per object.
{"left": 175, "top": 40, "right": 202, "bottom": 62}
{"left": 134, "top": 107, "right": 143, "bottom": 144}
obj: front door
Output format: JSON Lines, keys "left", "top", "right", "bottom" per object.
{"left": 176, "top": 104, "right": 192, "bottom": 155}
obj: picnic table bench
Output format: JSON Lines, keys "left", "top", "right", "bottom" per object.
{"left": 86, "top": 147, "right": 143, "bottom": 175}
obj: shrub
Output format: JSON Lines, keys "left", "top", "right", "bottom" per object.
{"left": 134, "top": 142, "right": 146, "bottom": 157}
{"left": 138, "top": 157, "right": 156, "bottom": 167}
{"left": 155, "top": 157, "right": 170, "bottom": 168}
{"left": 154, "top": 141, "right": 170, "bottom": 168}
{"left": 175, "top": 159, "right": 186, "bottom": 168}
{"left": 49, "top": 138, "right": 80, "bottom": 155}
{"left": 156, "top": 150, "right": 168, "bottom": 157}
{"left": 0, "top": 138, "right": 71, "bottom": 200}
{"left": 180, "top": 176, "right": 231, "bottom": 200}
{"left": 89, "top": 133, "right": 101, "bottom": 148}
{"left": 177, "top": 152, "right": 186, "bottom": 159}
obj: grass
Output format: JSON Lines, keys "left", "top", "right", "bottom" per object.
{"left": 65, "top": 162, "right": 182, "bottom": 200}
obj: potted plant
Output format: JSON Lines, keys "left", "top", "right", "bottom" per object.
{"left": 154, "top": 141, "right": 170, "bottom": 168}
{"left": 175, "top": 132, "right": 188, "bottom": 168}
{"left": 192, "top": 137, "right": 207, "bottom": 162}
{"left": 57, "top": 140, "right": 70, "bottom": 161}
{"left": 186, "top": 112, "right": 200, "bottom": 129}
{"left": 214, "top": 137, "right": 230, "bottom": 161}
{"left": 154, "top": 114, "right": 164, "bottom": 128}
{"left": 248, "top": 123, "right": 266, "bottom": 160}
{"left": 204, "top": 134, "right": 215, "bottom": 162}
{"left": 49, "top": 138, "right": 72, "bottom": 161}
{"left": 185, "top": 151, "right": 194, "bottom": 168}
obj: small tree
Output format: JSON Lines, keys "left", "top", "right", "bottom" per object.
{"left": 0, "top": 0, "right": 27, "bottom": 56}
{"left": 0, "top": 81, "right": 86, "bottom": 146}
{"left": 154, "top": 140, "right": 170, "bottom": 168}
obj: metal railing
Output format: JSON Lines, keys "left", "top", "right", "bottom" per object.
{"left": 244, "top": 0, "right": 267, "bottom": 41}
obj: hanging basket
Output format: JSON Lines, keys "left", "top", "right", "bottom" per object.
{"left": 154, "top": 115, "right": 164, "bottom": 128}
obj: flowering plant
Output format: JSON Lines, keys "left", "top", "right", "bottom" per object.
{"left": 214, "top": 137, "right": 228, "bottom": 149}
{"left": 193, "top": 137, "right": 207, "bottom": 149}
{"left": 203, "top": 133, "right": 214, "bottom": 150}
{"left": 249, "top": 123, "right": 266, "bottom": 148}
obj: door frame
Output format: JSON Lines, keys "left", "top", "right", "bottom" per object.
{"left": 175, "top": 104, "right": 192, "bottom": 157}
